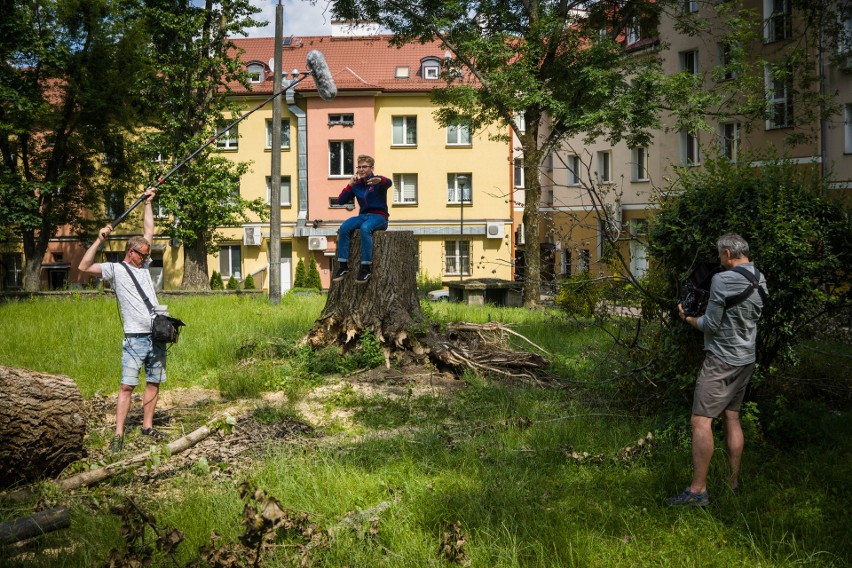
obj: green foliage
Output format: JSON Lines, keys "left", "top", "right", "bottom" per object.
{"left": 293, "top": 259, "right": 308, "bottom": 288}
{"left": 210, "top": 271, "right": 224, "bottom": 290}
{"left": 416, "top": 270, "right": 443, "bottom": 293}
{"left": 643, "top": 156, "right": 851, "bottom": 404}
{"left": 226, "top": 275, "right": 240, "bottom": 290}
{"left": 307, "top": 257, "right": 322, "bottom": 290}
{"left": 555, "top": 271, "right": 603, "bottom": 318}
{"left": 242, "top": 272, "right": 255, "bottom": 290}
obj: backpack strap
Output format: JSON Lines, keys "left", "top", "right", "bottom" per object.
{"left": 120, "top": 262, "right": 156, "bottom": 315}
{"left": 725, "top": 266, "right": 768, "bottom": 309}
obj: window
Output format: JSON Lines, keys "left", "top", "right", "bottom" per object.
{"left": 329, "top": 140, "right": 354, "bottom": 176}
{"left": 561, "top": 249, "right": 572, "bottom": 275}
{"left": 568, "top": 155, "right": 581, "bottom": 185}
{"left": 597, "top": 151, "right": 612, "bottom": 183}
{"left": 395, "top": 66, "right": 410, "bottom": 78}
{"left": 578, "top": 249, "right": 590, "bottom": 273}
{"left": 219, "top": 245, "right": 242, "bottom": 280}
{"left": 265, "top": 119, "right": 291, "bottom": 149}
{"left": 766, "top": 65, "right": 793, "bottom": 129}
{"left": 682, "top": 0, "right": 698, "bottom": 13}
{"left": 633, "top": 147, "right": 649, "bottom": 181}
{"left": 718, "top": 42, "right": 738, "bottom": 80}
{"left": 216, "top": 123, "right": 238, "bottom": 150}
{"left": 447, "top": 122, "right": 471, "bottom": 145}
{"left": 246, "top": 63, "right": 265, "bottom": 83}
{"left": 152, "top": 201, "right": 169, "bottom": 219}
{"left": 447, "top": 173, "right": 472, "bottom": 204}
{"left": 106, "top": 190, "right": 125, "bottom": 219}
{"left": 266, "top": 176, "right": 292, "bottom": 206}
{"left": 626, "top": 19, "right": 641, "bottom": 45}
{"left": 392, "top": 173, "right": 418, "bottom": 204}
{"left": 720, "top": 122, "right": 741, "bottom": 161}
{"left": 392, "top": 116, "right": 417, "bottom": 146}
{"left": 845, "top": 104, "right": 852, "bottom": 154}
{"left": 682, "top": 130, "right": 700, "bottom": 166}
{"left": 680, "top": 50, "right": 699, "bottom": 75}
{"left": 1, "top": 253, "right": 23, "bottom": 289}
{"left": 423, "top": 64, "right": 440, "bottom": 79}
{"left": 328, "top": 113, "right": 354, "bottom": 126}
{"left": 445, "top": 240, "right": 470, "bottom": 275}
{"left": 329, "top": 197, "right": 354, "bottom": 209}
{"left": 514, "top": 112, "right": 526, "bottom": 133}
{"left": 514, "top": 158, "right": 525, "bottom": 188}
{"left": 765, "top": 0, "right": 792, "bottom": 42}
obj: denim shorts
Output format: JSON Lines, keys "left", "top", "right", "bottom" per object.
{"left": 121, "top": 335, "right": 166, "bottom": 386}
{"left": 692, "top": 352, "right": 753, "bottom": 418}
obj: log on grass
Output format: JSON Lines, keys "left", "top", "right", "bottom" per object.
{"left": 0, "top": 367, "right": 85, "bottom": 488}
{"left": 0, "top": 506, "right": 69, "bottom": 545}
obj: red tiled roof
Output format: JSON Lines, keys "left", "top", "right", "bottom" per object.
{"left": 227, "top": 35, "right": 461, "bottom": 97}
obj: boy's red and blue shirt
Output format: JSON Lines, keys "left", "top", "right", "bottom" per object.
{"left": 337, "top": 176, "right": 393, "bottom": 218}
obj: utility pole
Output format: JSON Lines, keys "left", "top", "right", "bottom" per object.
{"left": 269, "top": 0, "right": 283, "bottom": 303}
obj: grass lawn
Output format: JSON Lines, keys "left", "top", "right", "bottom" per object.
{"left": 0, "top": 293, "right": 849, "bottom": 567}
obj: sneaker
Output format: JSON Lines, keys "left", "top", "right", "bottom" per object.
{"left": 332, "top": 263, "right": 350, "bottom": 281}
{"left": 140, "top": 427, "right": 168, "bottom": 441}
{"left": 109, "top": 435, "right": 124, "bottom": 453}
{"left": 356, "top": 265, "right": 371, "bottom": 283}
{"left": 666, "top": 488, "right": 709, "bottom": 507}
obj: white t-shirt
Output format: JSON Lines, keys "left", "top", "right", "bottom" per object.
{"left": 101, "top": 262, "right": 159, "bottom": 334}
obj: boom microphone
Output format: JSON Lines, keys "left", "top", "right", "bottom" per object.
{"left": 306, "top": 50, "right": 337, "bottom": 101}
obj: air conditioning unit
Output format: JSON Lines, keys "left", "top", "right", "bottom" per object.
{"left": 308, "top": 236, "right": 328, "bottom": 251}
{"left": 486, "top": 221, "right": 504, "bottom": 239}
{"left": 243, "top": 226, "right": 262, "bottom": 246}
{"left": 515, "top": 223, "right": 526, "bottom": 245}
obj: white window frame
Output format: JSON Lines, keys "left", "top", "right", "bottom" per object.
{"left": 444, "top": 240, "right": 470, "bottom": 276}
{"left": 597, "top": 150, "right": 612, "bottom": 183}
{"left": 266, "top": 176, "right": 292, "bottom": 206}
{"left": 329, "top": 140, "right": 354, "bottom": 177}
{"left": 682, "top": 130, "right": 700, "bottom": 166}
{"left": 680, "top": 49, "right": 699, "bottom": 75}
{"left": 514, "top": 112, "right": 526, "bottom": 133}
{"left": 626, "top": 19, "right": 641, "bottom": 45}
{"left": 215, "top": 124, "right": 238, "bottom": 150}
{"left": 2, "top": 253, "right": 23, "bottom": 289}
{"left": 561, "top": 249, "right": 571, "bottom": 276}
{"left": 446, "top": 122, "right": 472, "bottom": 146}
{"left": 568, "top": 155, "right": 581, "bottom": 186}
{"left": 392, "top": 173, "right": 418, "bottom": 204}
{"left": 219, "top": 245, "right": 242, "bottom": 280}
{"left": 447, "top": 174, "right": 472, "bottom": 204}
{"left": 682, "top": 0, "right": 698, "bottom": 14}
{"left": 423, "top": 65, "right": 440, "bottom": 79}
{"left": 633, "top": 147, "right": 649, "bottom": 181}
{"left": 514, "top": 158, "right": 525, "bottom": 188}
{"left": 246, "top": 63, "right": 265, "bottom": 83}
{"left": 764, "top": 0, "right": 792, "bottom": 42}
{"left": 392, "top": 115, "right": 417, "bottom": 146}
{"left": 720, "top": 122, "right": 741, "bottom": 161}
{"left": 152, "top": 201, "right": 169, "bottom": 219}
{"left": 395, "top": 66, "right": 410, "bottom": 78}
{"left": 765, "top": 65, "right": 793, "bottom": 129}
{"left": 265, "top": 119, "right": 291, "bottom": 149}
{"left": 328, "top": 113, "right": 354, "bottom": 126}
{"left": 718, "top": 42, "right": 738, "bottom": 81}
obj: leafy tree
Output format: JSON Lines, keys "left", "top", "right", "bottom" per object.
{"left": 210, "top": 270, "right": 224, "bottom": 289}
{"left": 0, "top": 0, "right": 154, "bottom": 290}
{"left": 137, "top": 0, "right": 267, "bottom": 289}
{"left": 243, "top": 272, "right": 255, "bottom": 290}
{"left": 293, "top": 259, "right": 307, "bottom": 288}
{"left": 307, "top": 257, "right": 322, "bottom": 290}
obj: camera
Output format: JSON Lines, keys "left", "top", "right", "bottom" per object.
{"left": 680, "top": 282, "right": 709, "bottom": 317}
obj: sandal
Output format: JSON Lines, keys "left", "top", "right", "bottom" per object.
{"left": 666, "top": 488, "right": 709, "bottom": 507}
{"left": 140, "top": 427, "right": 168, "bottom": 441}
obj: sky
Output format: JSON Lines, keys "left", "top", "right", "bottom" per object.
{"left": 243, "top": 0, "right": 335, "bottom": 38}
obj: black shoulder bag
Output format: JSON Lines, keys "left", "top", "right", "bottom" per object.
{"left": 725, "top": 266, "right": 768, "bottom": 310}
{"left": 120, "top": 263, "right": 186, "bottom": 343}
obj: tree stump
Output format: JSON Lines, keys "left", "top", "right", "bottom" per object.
{"left": 0, "top": 367, "right": 85, "bottom": 487}
{"left": 306, "top": 230, "right": 423, "bottom": 350}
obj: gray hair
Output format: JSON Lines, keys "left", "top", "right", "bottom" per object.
{"left": 717, "top": 233, "right": 749, "bottom": 259}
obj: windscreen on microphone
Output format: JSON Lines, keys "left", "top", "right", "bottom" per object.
{"left": 306, "top": 50, "right": 337, "bottom": 101}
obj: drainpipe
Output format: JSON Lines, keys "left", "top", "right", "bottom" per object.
{"left": 286, "top": 85, "right": 309, "bottom": 233}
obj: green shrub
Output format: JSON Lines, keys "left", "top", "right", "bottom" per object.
{"left": 210, "top": 271, "right": 224, "bottom": 290}
{"left": 293, "top": 259, "right": 307, "bottom": 288}
{"left": 417, "top": 270, "right": 443, "bottom": 293}
{"left": 243, "top": 272, "right": 256, "bottom": 290}
{"left": 307, "top": 257, "right": 322, "bottom": 290}
{"left": 226, "top": 276, "right": 240, "bottom": 290}
{"left": 554, "top": 271, "right": 602, "bottom": 318}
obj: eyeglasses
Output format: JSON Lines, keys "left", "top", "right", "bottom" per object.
{"left": 131, "top": 248, "right": 150, "bottom": 260}
{"left": 356, "top": 165, "right": 372, "bottom": 169}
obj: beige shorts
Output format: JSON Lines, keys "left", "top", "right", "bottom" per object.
{"left": 692, "top": 352, "right": 754, "bottom": 418}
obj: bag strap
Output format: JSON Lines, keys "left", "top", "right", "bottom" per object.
{"left": 120, "top": 262, "right": 156, "bottom": 315}
{"left": 725, "top": 266, "right": 768, "bottom": 309}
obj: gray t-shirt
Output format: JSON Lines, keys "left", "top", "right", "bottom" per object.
{"left": 695, "top": 262, "right": 768, "bottom": 366}
{"left": 101, "top": 262, "right": 159, "bottom": 335}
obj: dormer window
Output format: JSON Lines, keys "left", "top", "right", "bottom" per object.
{"left": 395, "top": 66, "right": 410, "bottom": 78}
{"left": 246, "top": 63, "right": 265, "bottom": 83}
{"left": 421, "top": 56, "right": 442, "bottom": 79}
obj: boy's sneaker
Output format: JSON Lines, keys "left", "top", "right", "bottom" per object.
{"left": 666, "top": 488, "right": 709, "bottom": 507}
{"left": 108, "top": 435, "right": 124, "bottom": 453}
{"left": 141, "top": 427, "right": 168, "bottom": 441}
{"left": 356, "top": 265, "right": 371, "bottom": 283}
{"left": 332, "top": 263, "right": 350, "bottom": 281}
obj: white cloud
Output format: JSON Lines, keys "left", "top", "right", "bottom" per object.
{"left": 243, "top": 0, "right": 334, "bottom": 38}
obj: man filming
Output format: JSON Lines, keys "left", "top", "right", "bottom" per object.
{"left": 668, "top": 233, "right": 768, "bottom": 507}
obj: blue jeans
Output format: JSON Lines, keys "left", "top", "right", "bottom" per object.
{"left": 337, "top": 213, "right": 388, "bottom": 265}
{"left": 121, "top": 335, "right": 166, "bottom": 386}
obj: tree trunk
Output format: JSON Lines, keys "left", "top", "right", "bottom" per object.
{"left": 0, "top": 367, "right": 85, "bottom": 488}
{"left": 306, "top": 230, "right": 422, "bottom": 350}
{"left": 0, "top": 506, "right": 69, "bottom": 545}
{"left": 181, "top": 236, "right": 211, "bottom": 290}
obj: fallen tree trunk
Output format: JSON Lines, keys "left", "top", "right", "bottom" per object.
{"left": 0, "top": 367, "right": 86, "bottom": 487}
{"left": 0, "top": 506, "right": 69, "bottom": 545}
